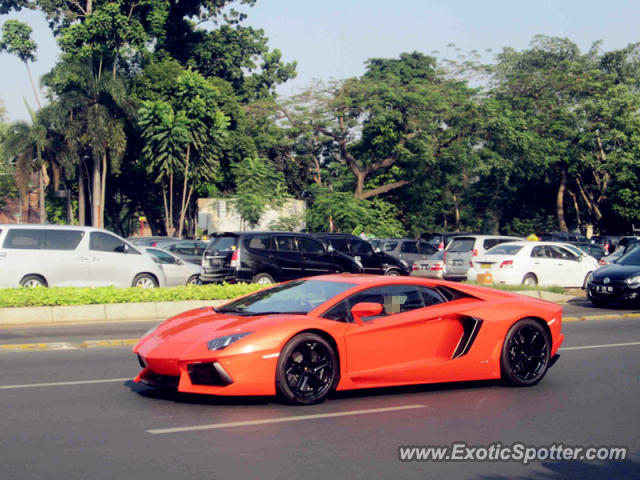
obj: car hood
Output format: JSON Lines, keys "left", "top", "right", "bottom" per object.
{"left": 151, "top": 307, "right": 307, "bottom": 344}
{"left": 592, "top": 264, "right": 640, "bottom": 281}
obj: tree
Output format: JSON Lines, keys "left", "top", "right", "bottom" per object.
{"left": 231, "top": 155, "right": 287, "bottom": 228}
{"left": 0, "top": 20, "right": 41, "bottom": 108}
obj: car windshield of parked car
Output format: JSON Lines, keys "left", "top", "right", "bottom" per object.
{"left": 207, "top": 236, "right": 236, "bottom": 252}
{"left": 617, "top": 247, "right": 640, "bottom": 266}
{"left": 485, "top": 244, "right": 523, "bottom": 255}
{"left": 216, "top": 280, "right": 357, "bottom": 315}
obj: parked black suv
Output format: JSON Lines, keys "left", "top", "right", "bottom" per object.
{"left": 200, "top": 232, "right": 363, "bottom": 284}
{"left": 313, "top": 233, "right": 411, "bottom": 276}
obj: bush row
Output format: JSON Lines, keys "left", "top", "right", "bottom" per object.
{"left": 0, "top": 283, "right": 265, "bottom": 308}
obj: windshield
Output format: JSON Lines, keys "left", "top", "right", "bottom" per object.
{"left": 617, "top": 247, "right": 640, "bottom": 266}
{"left": 206, "top": 235, "right": 237, "bottom": 253}
{"left": 485, "top": 244, "right": 523, "bottom": 255}
{"left": 216, "top": 280, "right": 357, "bottom": 315}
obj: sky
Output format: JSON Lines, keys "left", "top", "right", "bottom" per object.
{"left": 0, "top": 0, "right": 638, "bottom": 122}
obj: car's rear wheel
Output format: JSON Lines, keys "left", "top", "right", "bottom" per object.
{"left": 186, "top": 275, "right": 201, "bottom": 286}
{"left": 276, "top": 333, "right": 337, "bottom": 405}
{"left": 252, "top": 273, "right": 275, "bottom": 285}
{"left": 501, "top": 318, "right": 550, "bottom": 387}
{"left": 521, "top": 273, "right": 538, "bottom": 286}
{"left": 20, "top": 274, "right": 47, "bottom": 288}
{"left": 132, "top": 273, "right": 157, "bottom": 288}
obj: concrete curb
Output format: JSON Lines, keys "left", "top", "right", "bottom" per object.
{"left": 512, "top": 290, "right": 577, "bottom": 303}
{"left": 0, "top": 300, "right": 227, "bottom": 326}
{"left": 0, "top": 338, "right": 140, "bottom": 351}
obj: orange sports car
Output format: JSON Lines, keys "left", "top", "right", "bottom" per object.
{"left": 133, "top": 274, "right": 563, "bottom": 404}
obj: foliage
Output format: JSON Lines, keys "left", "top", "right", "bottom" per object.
{"left": 0, "top": 283, "right": 265, "bottom": 307}
{"left": 0, "top": 19, "right": 37, "bottom": 62}
{"left": 231, "top": 155, "right": 287, "bottom": 227}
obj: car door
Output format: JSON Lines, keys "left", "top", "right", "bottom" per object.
{"left": 41, "top": 229, "right": 92, "bottom": 286}
{"left": 297, "top": 236, "right": 335, "bottom": 276}
{"left": 350, "top": 239, "right": 382, "bottom": 274}
{"left": 341, "top": 284, "right": 452, "bottom": 384}
{"left": 548, "top": 244, "right": 582, "bottom": 286}
{"left": 146, "top": 248, "right": 183, "bottom": 286}
{"left": 272, "top": 235, "right": 303, "bottom": 281}
{"left": 88, "top": 232, "right": 137, "bottom": 287}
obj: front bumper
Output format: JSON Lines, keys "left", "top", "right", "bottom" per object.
{"left": 133, "top": 336, "right": 279, "bottom": 396}
{"left": 587, "top": 280, "right": 640, "bottom": 303}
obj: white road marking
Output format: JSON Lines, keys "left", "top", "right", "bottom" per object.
{"left": 560, "top": 341, "right": 640, "bottom": 351}
{"left": 147, "top": 404, "right": 426, "bottom": 434}
{"left": 0, "top": 378, "right": 131, "bottom": 390}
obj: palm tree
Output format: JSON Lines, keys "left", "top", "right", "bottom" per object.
{"left": 138, "top": 100, "right": 189, "bottom": 235}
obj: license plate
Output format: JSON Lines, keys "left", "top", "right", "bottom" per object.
{"left": 481, "top": 263, "right": 492, "bottom": 269}
{"left": 452, "top": 260, "right": 463, "bottom": 266}
{"left": 596, "top": 286, "right": 613, "bottom": 293}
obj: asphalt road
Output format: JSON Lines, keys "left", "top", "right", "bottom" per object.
{"left": 1, "top": 317, "right": 639, "bottom": 480}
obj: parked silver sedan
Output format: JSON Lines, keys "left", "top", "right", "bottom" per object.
{"left": 410, "top": 250, "right": 446, "bottom": 279}
{"left": 144, "top": 247, "right": 202, "bottom": 286}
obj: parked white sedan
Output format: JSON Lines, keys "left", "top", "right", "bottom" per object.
{"left": 144, "top": 247, "right": 203, "bottom": 286}
{"left": 468, "top": 241, "right": 598, "bottom": 287}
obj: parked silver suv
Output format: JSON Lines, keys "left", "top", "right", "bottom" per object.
{"left": 0, "top": 225, "right": 166, "bottom": 288}
{"left": 444, "top": 234, "right": 522, "bottom": 280}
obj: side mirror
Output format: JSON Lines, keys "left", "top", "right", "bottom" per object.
{"left": 327, "top": 244, "right": 334, "bottom": 253}
{"left": 115, "top": 244, "right": 129, "bottom": 253}
{"left": 176, "top": 258, "right": 184, "bottom": 265}
{"left": 350, "top": 302, "right": 383, "bottom": 325}
{"left": 374, "top": 247, "right": 381, "bottom": 253}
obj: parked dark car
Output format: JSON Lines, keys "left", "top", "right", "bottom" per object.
{"left": 127, "top": 236, "right": 173, "bottom": 247}
{"left": 313, "top": 233, "right": 411, "bottom": 276}
{"left": 200, "top": 232, "right": 363, "bottom": 284}
{"left": 153, "top": 239, "right": 207, "bottom": 265}
{"left": 587, "top": 247, "right": 640, "bottom": 306}
{"left": 569, "top": 242, "right": 607, "bottom": 261}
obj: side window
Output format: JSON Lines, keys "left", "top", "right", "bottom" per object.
{"left": 274, "top": 236, "right": 298, "bottom": 252}
{"left": 45, "top": 230, "right": 84, "bottom": 250}
{"left": 298, "top": 237, "right": 324, "bottom": 254}
{"left": 175, "top": 242, "right": 195, "bottom": 256}
{"left": 246, "top": 235, "right": 273, "bottom": 251}
{"left": 401, "top": 242, "right": 419, "bottom": 254}
{"left": 147, "top": 248, "right": 175, "bottom": 264}
{"left": 90, "top": 232, "right": 126, "bottom": 253}
{"left": 419, "top": 286, "right": 447, "bottom": 307}
{"left": 419, "top": 242, "right": 437, "bottom": 256}
{"left": 553, "top": 246, "right": 578, "bottom": 261}
{"left": 382, "top": 241, "right": 398, "bottom": 252}
{"left": 3, "top": 229, "right": 45, "bottom": 249}
{"left": 483, "top": 239, "right": 500, "bottom": 250}
{"left": 531, "top": 246, "right": 546, "bottom": 258}
{"left": 194, "top": 242, "right": 206, "bottom": 256}
{"left": 329, "top": 238, "right": 349, "bottom": 253}
{"left": 322, "top": 301, "right": 352, "bottom": 323}
{"left": 351, "top": 240, "right": 373, "bottom": 255}
{"left": 348, "top": 285, "right": 425, "bottom": 321}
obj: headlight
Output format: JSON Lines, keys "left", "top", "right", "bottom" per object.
{"left": 624, "top": 274, "right": 640, "bottom": 285}
{"left": 207, "top": 332, "right": 253, "bottom": 351}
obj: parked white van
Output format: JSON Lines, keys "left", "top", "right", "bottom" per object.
{"left": 0, "top": 225, "right": 166, "bottom": 288}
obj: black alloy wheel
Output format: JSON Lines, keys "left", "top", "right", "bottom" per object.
{"left": 276, "top": 333, "right": 337, "bottom": 405}
{"left": 501, "top": 318, "right": 550, "bottom": 386}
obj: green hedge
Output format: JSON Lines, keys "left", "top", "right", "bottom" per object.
{"left": 0, "top": 283, "right": 265, "bottom": 308}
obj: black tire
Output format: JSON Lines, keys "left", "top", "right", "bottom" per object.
{"left": 132, "top": 273, "right": 158, "bottom": 288}
{"left": 20, "top": 274, "right": 47, "bottom": 288}
{"left": 521, "top": 273, "right": 538, "bottom": 286}
{"left": 385, "top": 268, "right": 401, "bottom": 276}
{"left": 186, "top": 275, "right": 201, "bottom": 286}
{"left": 275, "top": 333, "right": 338, "bottom": 405}
{"left": 500, "top": 318, "right": 551, "bottom": 387}
{"left": 252, "top": 272, "right": 275, "bottom": 285}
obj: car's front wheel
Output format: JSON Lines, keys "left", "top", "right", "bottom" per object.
{"left": 500, "top": 318, "right": 550, "bottom": 387}
{"left": 521, "top": 273, "right": 538, "bottom": 286}
{"left": 186, "top": 275, "right": 201, "bottom": 286}
{"left": 385, "top": 268, "right": 401, "bottom": 276}
{"left": 276, "top": 333, "right": 337, "bottom": 405}
{"left": 132, "top": 273, "right": 158, "bottom": 288}
{"left": 20, "top": 274, "right": 47, "bottom": 288}
{"left": 252, "top": 273, "right": 275, "bottom": 285}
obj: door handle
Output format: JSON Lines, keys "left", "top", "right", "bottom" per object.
{"left": 80, "top": 256, "right": 89, "bottom": 261}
